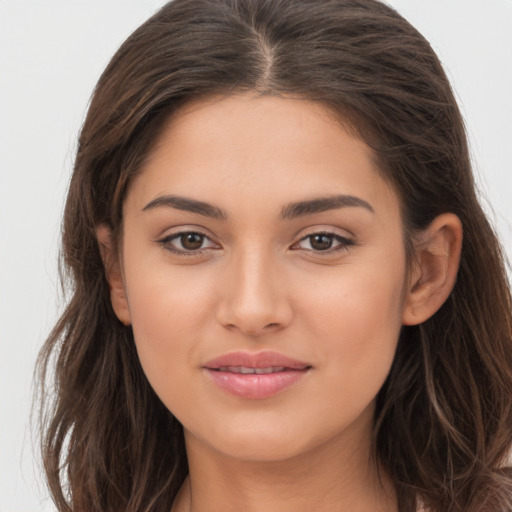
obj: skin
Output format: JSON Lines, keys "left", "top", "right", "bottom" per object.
{"left": 98, "top": 93, "right": 462, "bottom": 512}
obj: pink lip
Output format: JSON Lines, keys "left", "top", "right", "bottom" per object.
{"left": 203, "top": 351, "right": 312, "bottom": 400}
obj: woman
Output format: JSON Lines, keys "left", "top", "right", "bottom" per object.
{"left": 37, "top": 0, "right": 512, "bottom": 510}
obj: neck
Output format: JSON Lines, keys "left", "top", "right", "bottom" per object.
{"left": 172, "top": 415, "right": 397, "bottom": 512}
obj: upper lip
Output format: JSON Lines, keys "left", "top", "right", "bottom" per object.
{"left": 203, "top": 350, "right": 311, "bottom": 370}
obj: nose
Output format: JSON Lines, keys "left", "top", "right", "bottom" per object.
{"left": 215, "top": 248, "right": 293, "bottom": 336}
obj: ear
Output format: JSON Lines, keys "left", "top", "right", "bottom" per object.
{"left": 402, "top": 213, "right": 462, "bottom": 326}
{"left": 96, "top": 224, "right": 131, "bottom": 326}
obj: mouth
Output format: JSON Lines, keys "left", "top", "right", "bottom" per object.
{"left": 213, "top": 366, "right": 288, "bottom": 374}
{"left": 203, "top": 351, "right": 312, "bottom": 399}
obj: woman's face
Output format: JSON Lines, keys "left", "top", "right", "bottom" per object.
{"left": 117, "top": 94, "right": 409, "bottom": 462}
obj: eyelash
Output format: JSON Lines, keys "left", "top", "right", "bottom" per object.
{"left": 292, "top": 231, "right": 355, "bottom": 253}
{"left": 157, "top": 230, "right": 354, "bottom": 256}
{"left": 158, "top": 231, "right": 218, "bottom": 256}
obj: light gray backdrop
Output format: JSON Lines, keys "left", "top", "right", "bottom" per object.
{"left": 1, "top": 1, "right": 511, "bottom": 510}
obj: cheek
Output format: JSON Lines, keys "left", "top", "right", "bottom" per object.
{"left": 297, "top": 257, "right": 406, "bottom": 396}
{"left": 122, "top": 255, "right": 217, "bottom": 391}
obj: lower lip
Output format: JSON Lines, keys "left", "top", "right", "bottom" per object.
{"left": 204, "top": 368, "right": 309, "bottom": 399}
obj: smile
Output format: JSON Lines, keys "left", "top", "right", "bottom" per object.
{"left": 215, "top": 366, "right": 286, "bottom": 374}
{"left": 203, "top": 351, "right": 312, "bottom": 399}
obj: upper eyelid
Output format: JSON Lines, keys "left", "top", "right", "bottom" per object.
{"left": 160, "top": 229, "right": 209, "bottom": 239}
{"left": 298, "top": 231, "right": 352, "bottom": 241}
{"left": 155, "top": 221, "right": 354, "bottom": 237}
{"left": 155, "top": 225, "right": 216, "bottom": 241}
{"left": 293, "top": 225, "right": 355, "bottom": 242}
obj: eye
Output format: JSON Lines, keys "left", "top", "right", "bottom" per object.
{"left": 293, "top": 232, "right": 354, "bottom": 252}
{"left": 158, "top": 231, "right": 219, "bottom": 254}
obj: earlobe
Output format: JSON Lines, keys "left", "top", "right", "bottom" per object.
{"left": 402, "top": 213, "right": 462, "bottom": 326}
{"left": 95, "top": 224, "right": 131, "bottom": 326}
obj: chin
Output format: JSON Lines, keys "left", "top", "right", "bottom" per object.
{"left": 202, "top": 433, "right": 315, "bottom": 463}
{"left": 183, "top": 406, "right": 372, "bottom": 466}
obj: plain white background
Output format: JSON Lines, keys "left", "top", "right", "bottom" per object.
{"left": 1, "top": 1, "right": 511, "bottom": 510}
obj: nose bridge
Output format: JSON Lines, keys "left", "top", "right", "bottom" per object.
{"left": 216, "top": 242, "right": 291, "bottom": 335}
{"left": 237, "top": 247, "right": 274, "bottom": 305}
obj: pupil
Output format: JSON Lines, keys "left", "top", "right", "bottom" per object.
{"left": 181, "top": 233, "right": 203, "bottom": 250}
{"left": 311, "top": 234, "right": 333, "bottom": 250}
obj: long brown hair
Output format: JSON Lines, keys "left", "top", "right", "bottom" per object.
{"left": 37, "top": 0, "right": 512, "bottom": 510}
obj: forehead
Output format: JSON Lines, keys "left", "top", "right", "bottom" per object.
{"left": 127, "top": 93, "right": 400, "bottom": 223}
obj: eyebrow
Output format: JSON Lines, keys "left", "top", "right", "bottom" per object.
{"left": 281, "top": 194, "right": 374, "bottom": 219}
{"left": 142, "top": 195, "right": 227, "bottom": 219}
{"left": 142, "top": 193, "right": 374, "bottom": 219}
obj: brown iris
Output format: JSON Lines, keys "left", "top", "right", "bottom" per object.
{"left": 180, "top": 233, "right": 204, "bottom": 250}
{"left": 309, "top": 234, "right": 334, "bottom": 251}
